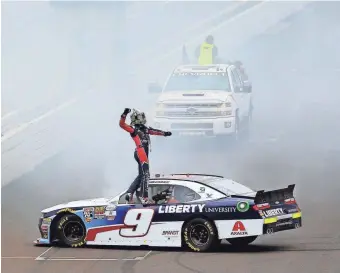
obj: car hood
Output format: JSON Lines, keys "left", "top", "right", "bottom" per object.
{"left": 157, "top": 90, "right": 231, "bottom": 103}
{"left": 41, "top": 197, "right": 110, "bottom": 214}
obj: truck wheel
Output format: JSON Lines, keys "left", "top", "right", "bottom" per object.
{"left": 240, "top": 113, "right": 251, "bottom": 141}
{"left": 182, "top": 218, "right": 218, "bottom": 252}
{"left": 231, "top": 114, "right": 240, "bottom": 142}
{"left": 245, "top": 105, "right": 253, "bottom": 131}
{"left": 227, "top": 236, "right": 257, "bottom": 247}
{"left": 56, "top": 214, "right": 87, "bottom": 247}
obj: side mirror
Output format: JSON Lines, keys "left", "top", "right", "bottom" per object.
{"left": 148, "top": 82, "right": 162, "bottom": 93}
{"left": 243, "top": 81, "right": 252, "bottom": 93}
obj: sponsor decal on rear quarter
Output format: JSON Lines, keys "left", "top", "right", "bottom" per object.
{"left": 236, "top": 201, "right": 250, "bottom": 212}
{"left": 231, "top": 221, "right": 248, "bottom": 236}
{"left": 263, "top": 208, "right": 284, "bottom": 217}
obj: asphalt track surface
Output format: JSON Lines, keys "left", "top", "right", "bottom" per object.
{"left": 2, "top": 2, "right": 340, "bottom": 273}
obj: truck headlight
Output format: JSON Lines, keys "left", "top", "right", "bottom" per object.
{"left": 221, "top": 110, "right": 232, "bottom": 116}
{"left": 156, "top": 103, "right": 164, "bottom": 109}
{"left": 155, "top": 103, "right": 165, "bottom": 116}
{"left": 156, "top": 111, "right": 165, "bottom": 116}
{"left": 221, "top": 102, "right": 232, "bottom": 108}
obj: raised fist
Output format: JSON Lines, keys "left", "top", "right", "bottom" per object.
{"left": 123, "top": 108, "right": 131, "bottom": 115}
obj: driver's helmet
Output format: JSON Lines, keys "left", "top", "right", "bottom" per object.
{"left": 130, "top": 109, "right": 146, "bottom": 126}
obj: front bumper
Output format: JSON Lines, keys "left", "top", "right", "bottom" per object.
{"left": 34, "top": 217, "right": 51, "bottom": 245}
{"left": 34, "top": 238, "right": 50, "bottom": 246}
{"left": 152, "top": 116, "right": 236, "bottom": 137}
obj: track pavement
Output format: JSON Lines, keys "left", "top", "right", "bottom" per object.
{"left": 2, "top": 2, "right": 340, "bottom": 273}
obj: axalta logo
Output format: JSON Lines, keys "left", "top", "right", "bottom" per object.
{"left": 162, "top": 230, "right": 179, "bottom": 236}
{"left": 231, "top": 221, "right": 248, "bottom": 236}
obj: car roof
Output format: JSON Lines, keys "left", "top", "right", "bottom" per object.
{"left": 150, "top": 173, "right": 256, "bottom": 199}
{"left": 150, "top": 173, "right": 225, "bottom": 184}
{"left": 173, "top": 64, "right": 231, "bottom": 73}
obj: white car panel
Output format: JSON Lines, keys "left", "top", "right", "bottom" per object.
{"left": 87, "top": 221, "right": 184, "bottom": 247}
{"left": 215, "top": 219, "right": 264, "bottom": 239}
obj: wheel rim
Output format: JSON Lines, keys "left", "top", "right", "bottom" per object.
{"left": 189, "top": 224, "right": 210, "bottom": 246}
{"left": 63, "top": 221, "right": 85, "bottom": 242}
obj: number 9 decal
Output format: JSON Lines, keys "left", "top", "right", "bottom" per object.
{"left": 119, "top": 208, "right": 154, "bottom": 238}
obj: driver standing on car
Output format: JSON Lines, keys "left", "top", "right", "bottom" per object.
{"left": 119, "top": 108, "right": 172, "bottom": 204}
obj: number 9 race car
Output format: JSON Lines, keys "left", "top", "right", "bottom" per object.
{"left": 34, "top": 173, "right": 302, "bottom": 252}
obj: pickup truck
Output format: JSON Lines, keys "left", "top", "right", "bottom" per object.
{"left": 148, "top": 63, "right": 253, "bottom": 140}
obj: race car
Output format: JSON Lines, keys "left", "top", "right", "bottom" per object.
{"left": 34, "top": 173, "right": 302, "bottom": 252}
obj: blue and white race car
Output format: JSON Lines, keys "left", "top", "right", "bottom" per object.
{"left": 35, "top": 173, "right": 302, "bottom": 252}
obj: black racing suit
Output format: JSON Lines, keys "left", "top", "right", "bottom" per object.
{"left": 119, "top": 116, "right": 168, "bottom": 200}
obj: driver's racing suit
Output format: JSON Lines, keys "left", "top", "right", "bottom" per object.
{"left": 119, "top": 113, "right": 171, "bottom": 202}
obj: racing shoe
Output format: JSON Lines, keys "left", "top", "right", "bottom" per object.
{"left": 125, "top": 193, "right": 132, "bottom": 203}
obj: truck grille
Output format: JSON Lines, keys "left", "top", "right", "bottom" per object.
{"left": 164, "top": 111, "right": 225, "bottom": 118}
{"left": 171, "top": 123, "right": 213, "bottom": 129}
{"left": 164, "top": 103, "right": 222, "bottom": 108}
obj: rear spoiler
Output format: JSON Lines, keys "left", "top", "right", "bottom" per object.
{"left": 254, "top": 184, "right": 295, "bottom": 204}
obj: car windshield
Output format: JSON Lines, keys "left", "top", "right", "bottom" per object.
{"left": 163, "top": 72, "right": 231, "bottom": 92}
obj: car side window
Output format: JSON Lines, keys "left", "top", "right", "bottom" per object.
{"left": 118, "top": 194, "right": 126, "bottom": 204}
{"left": 232, "top": 69, "right": 244, "bottom": 91}
{"left": 230, "top": 71, "right": 241, "bottom": 93}
{"left": 118, "top": 193, "right": 140, "bottom": 204}
{"left": 172, "top": 185, "right": 201, "bottom": 202}
{"left": 224, "top": 73, "right": 232, "bottom": 91}
{"left": 234, "top": 68, "right": 246, "bottom": 83}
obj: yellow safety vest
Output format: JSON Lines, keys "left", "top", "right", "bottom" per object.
{"left": 198, "top": 42, "right": 214, "bottom": 65}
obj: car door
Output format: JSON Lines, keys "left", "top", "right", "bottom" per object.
{"left": 228, "top": 67, "right": 245, "bottom": 117}
{"left": 234, "top": 67, "right": 251, "bottom": 118}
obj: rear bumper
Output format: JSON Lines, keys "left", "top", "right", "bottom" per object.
{"left": 263, "top": 215, "right": 302, "bottom": 234}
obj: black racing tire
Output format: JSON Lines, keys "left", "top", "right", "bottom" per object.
{"left": 227, "top": 236, "right": 257, "bottom": 247}
{"left": 56, "top": 214, "right": 87, "bottom": 247}
{"left": 182, "top": 218, "right": 218, "bottom": 252}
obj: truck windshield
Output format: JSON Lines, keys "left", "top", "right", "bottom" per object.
{"left": 164, "top": 72, "right": 231, "bottom": 92}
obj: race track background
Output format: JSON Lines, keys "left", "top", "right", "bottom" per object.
{"left": 2, "top": 2, "right": 340, "bottom": 273}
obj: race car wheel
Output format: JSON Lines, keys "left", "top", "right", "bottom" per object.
{"left": 227, "top": 236, "right": 257, "bottom": 247}
{"left": 183, "top": 218, "right": 218, "bottom": 252}
{"left": 56, "top": 214, "right": 86, "bottom": 247}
